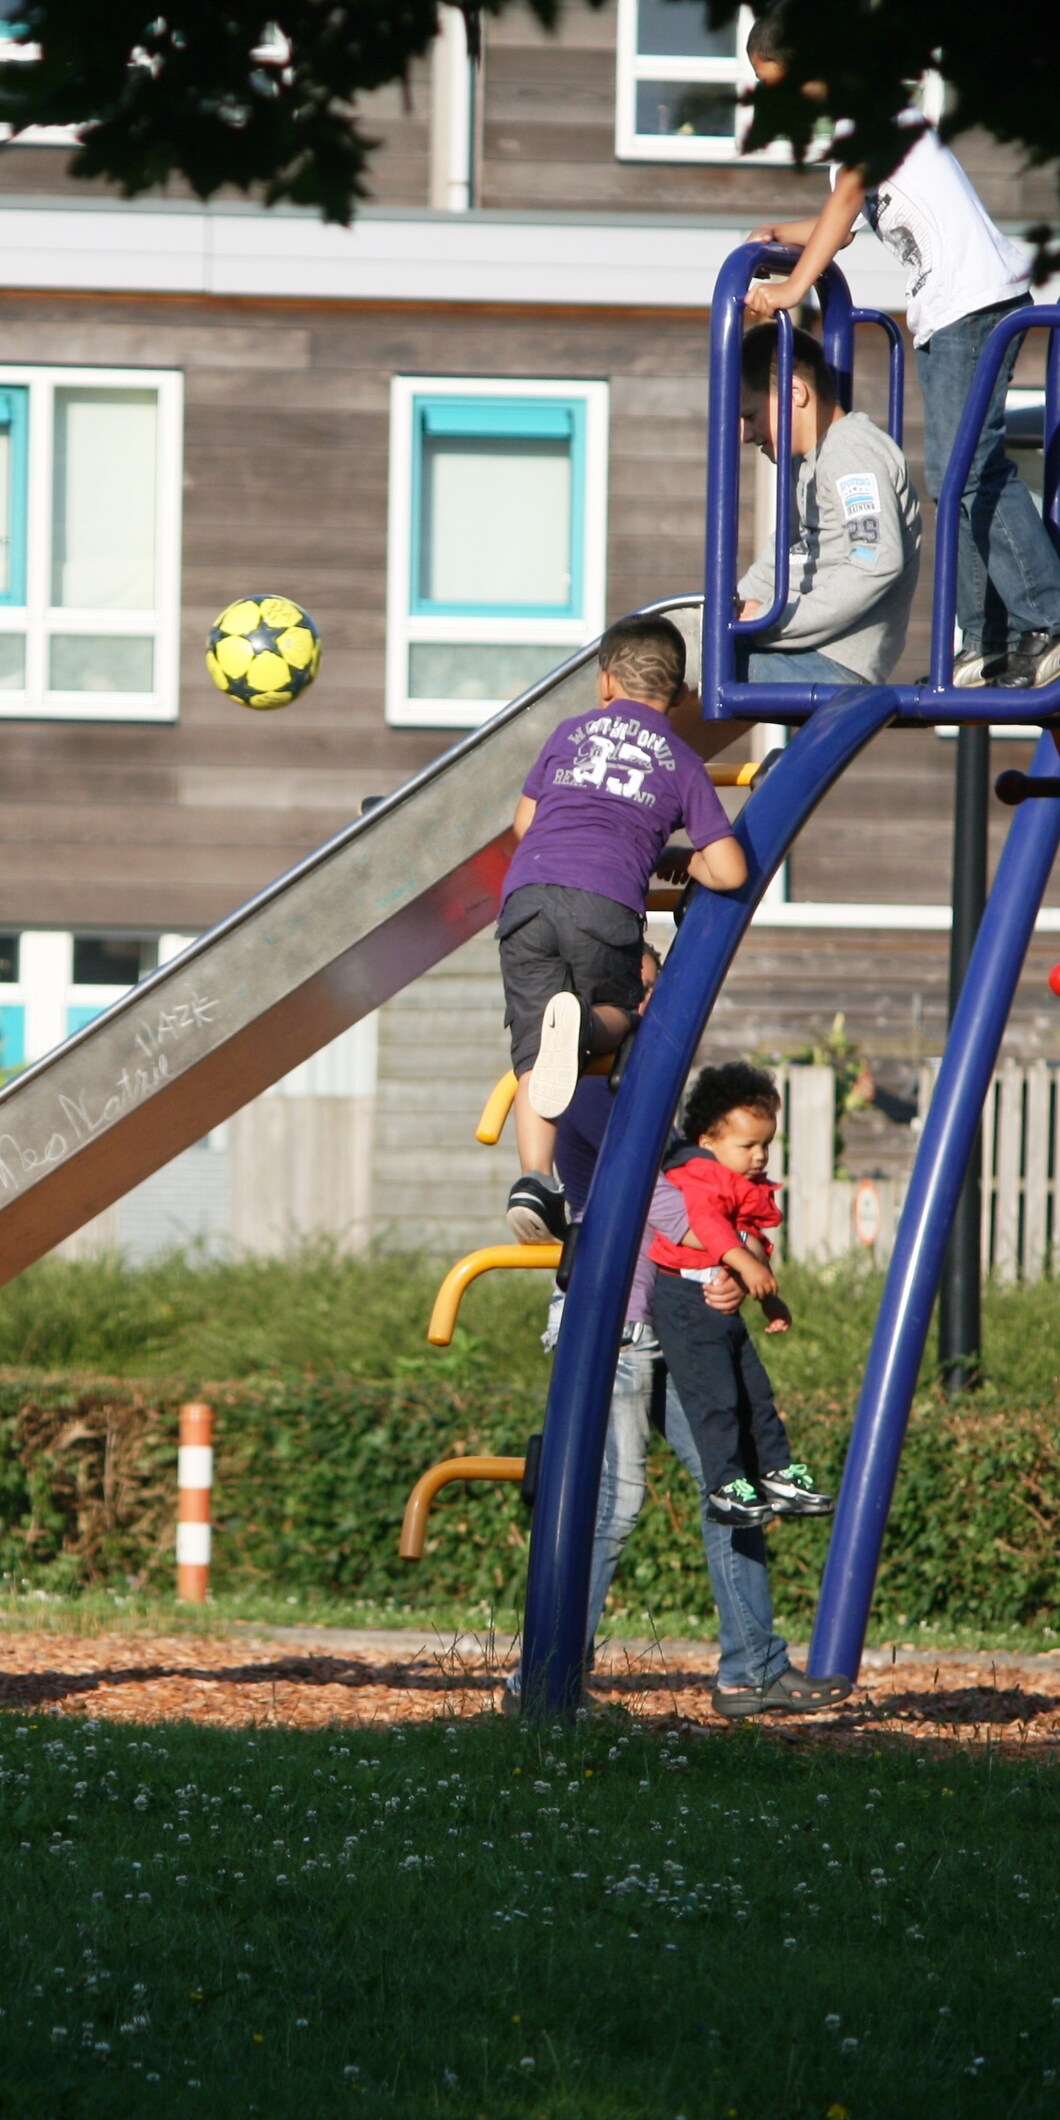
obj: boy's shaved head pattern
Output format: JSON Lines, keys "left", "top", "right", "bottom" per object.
{"left": 682, "top": 1062, "right": 781, "bottom": 1143}
{"left": 598, "top": 615, "right": 687, "bottom": 707}
{"left": 741, "top": 321, "right": 836, "bottom": 404}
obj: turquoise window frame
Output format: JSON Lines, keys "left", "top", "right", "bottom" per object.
{"left": 67, "top": 1003, "right": 105, "bottom": 1037}
{"left": 0, "top": 385, "right": 28, "bottom": 607}
{"left": 0, "top": 1003, "right": 25, "bottom": 1071}
{"left": 409, "top": 395, "right": 587, "bottom": 621}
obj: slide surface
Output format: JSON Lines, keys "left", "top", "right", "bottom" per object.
{"left": 0, "top": 598, "right": 735, "bottom": 1286}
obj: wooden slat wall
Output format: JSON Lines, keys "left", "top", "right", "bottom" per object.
{"left": 478, "top": 5, "right": 1052, "bottom": 228}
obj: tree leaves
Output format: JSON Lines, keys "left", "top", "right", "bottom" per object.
{"left": 0, "top": 2, "right": 1053, "bottom": 228}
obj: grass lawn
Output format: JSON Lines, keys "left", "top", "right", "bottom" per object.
{"left": 1, "top": 1710, "right": 1057, "bottom": 2119}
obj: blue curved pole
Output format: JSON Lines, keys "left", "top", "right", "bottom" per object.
{"left": 809, "top": 730, "right": 1060, "bottom": 1682}
{"left": 520, "top": 684, "right": 898, "bottom": 1717}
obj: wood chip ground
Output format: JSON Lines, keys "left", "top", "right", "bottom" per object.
{"left": 1, "top": 1630, "right": 1057, "bottom": 1752}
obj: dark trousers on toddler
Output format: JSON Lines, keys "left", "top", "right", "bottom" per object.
{"left": 651, "top": 1272, "right": 791, "bottom": 1495}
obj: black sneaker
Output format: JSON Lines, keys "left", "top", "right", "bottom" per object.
{"left": 759, "top": 1462, "right": 834, "bottom": 1516}
{"left": 996, "top": 630, "right": 1058, "bottom": 688}
{"left": 706, "top": 1477, "right": 772, "bottom": 1527}
{"left": 507, "top": 1172, "right": 569, "bottom": 1245}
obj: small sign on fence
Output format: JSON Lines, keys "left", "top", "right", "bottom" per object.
{"left": 854, "top": 1179, "right": 882, "bottom": 1249}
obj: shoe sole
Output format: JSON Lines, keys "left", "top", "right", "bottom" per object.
{"left": 705, "top": 1502, "right": 773, "bottom": 1527}
{"left": 506, "top": 1201, "right": 561, "bottom": 1245}
{"left": 528, "top": 993, "right": 583, "bottom": 1121}
{"left": 1035, "top": 650, "right": 1060, "bottom": 687}
{"left": 712, "top": 1681, "right": 850, "bottom": 1719}
{"left": 760, "top": 1494, "right": 834, "bottom": 1516}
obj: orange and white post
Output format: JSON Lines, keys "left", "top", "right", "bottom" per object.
{"left": 177, "top": 1401, "right": 213, "bottom": 1603}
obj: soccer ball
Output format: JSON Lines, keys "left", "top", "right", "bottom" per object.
{"left": 206, "top": 593, "right": 321, "bottom": 710}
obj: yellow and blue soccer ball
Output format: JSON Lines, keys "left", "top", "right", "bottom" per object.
{"left": 206, "top": 593, "right": 321, "bottom": 710}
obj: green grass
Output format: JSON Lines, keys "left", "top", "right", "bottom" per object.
{"left": 0, "top": 1244, "right": 547, "bottom": 1383}
{"left": 1, "top": 1712, "right": 1058, "bottom": 2119}
{"left": 0, "top": 1587, "right": 1056, "bottom": 1664}
{"left": 0, "top": 1245, "right": 1058, "bottom": 1406}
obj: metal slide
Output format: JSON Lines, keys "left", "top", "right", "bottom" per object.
{"left": 0, "top": 598, "right": 740, "bottom": 1287}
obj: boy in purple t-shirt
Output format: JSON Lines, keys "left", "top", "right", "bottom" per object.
{"left": 499, "top": 614, "right": 746, "bottom": 1243}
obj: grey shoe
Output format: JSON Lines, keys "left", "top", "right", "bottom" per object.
{"left": 712, "top": 1666, "right": 852, "bottom": 1718}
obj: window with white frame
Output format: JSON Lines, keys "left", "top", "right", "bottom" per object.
{"left": 0, "top": 366, "right": 182, "bottom": 721}
{"left": 386, "top": 377, "right": 608, "bottom": 728}
{"left": 616, "top": 0, "right": 943, "bottom": 165}
{"left": 616, "top": 0, "right": 778, "bottom": 164}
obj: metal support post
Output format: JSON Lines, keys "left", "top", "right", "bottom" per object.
{"left": 808, "top": 732, "right": 1060, "bottom": 1682}
{"left": 520, "top": 687, "right": 897, "bottom": 1719}
{"left": 938, "top": 722, "right": 989, "bottom": 1390}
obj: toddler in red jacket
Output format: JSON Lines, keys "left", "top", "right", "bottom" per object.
{"left": 649, "top": 1061, "right": 832, "bottom": 1526}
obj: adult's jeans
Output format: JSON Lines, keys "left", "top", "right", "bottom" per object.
{"left": 585, "top": 1342, "right": 789, "bottom": 1690}
{"left": 744, "top": 646, "right": 863, "bottom": 685}
{"left": 916, "top": 294, "right": 1060, "bottom": 653}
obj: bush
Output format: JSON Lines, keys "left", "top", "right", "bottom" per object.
{"left": 0, "top": 1368, "right": 1057, "bottom": 1632}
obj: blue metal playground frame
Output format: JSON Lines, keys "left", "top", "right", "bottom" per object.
{"left": 520, "top": 242, "right": 1060, "bottom": 1715}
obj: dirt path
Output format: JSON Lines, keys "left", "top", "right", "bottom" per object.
{"left": 0, "top": 1628, "right": 1057, "bottom": 1750}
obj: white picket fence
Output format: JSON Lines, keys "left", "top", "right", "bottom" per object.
{"left": 778, "top": 1060, "right": 1060, "bottom": 1281}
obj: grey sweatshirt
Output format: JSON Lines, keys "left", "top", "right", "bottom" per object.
{"left": 738, "top": 411, "right": 921, "bottom": 682}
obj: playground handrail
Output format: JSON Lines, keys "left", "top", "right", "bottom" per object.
{"left": 701, "top": 241, "right": 1060, "bottom": 725}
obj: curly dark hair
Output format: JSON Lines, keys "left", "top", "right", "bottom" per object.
{"left": 681, "top": 1062, "right": 781, "bottom": 1142}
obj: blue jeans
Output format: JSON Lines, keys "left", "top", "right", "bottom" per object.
{"left": 744, "top": 647, "right": 863, "bottom": 685}
{"left": 585, "top": 1343, "right": 789, "bottom": 1690}
{"left": 916, "top": 295, "right": 1060, "bottom": 652}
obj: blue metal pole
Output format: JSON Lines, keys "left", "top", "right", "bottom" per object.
{"left": 520, "top": 685, "right": 898, "bottom": 1718}
{"left": 808, "top": 730, "right": 1060, "bottom": 1682}
{"left": 851, "top": 309, "right": 905, "bottom": 445}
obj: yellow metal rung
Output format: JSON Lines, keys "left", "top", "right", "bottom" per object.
{"left": 428, "top": 1243, "right": 562, "bottom": 1345}
{"left": 400, "top": 1455, "right": 526, "bottom": 1559}
{"left": 476, "top": 1070, "right": 518, "bottom": 1143}
{"left": 708, "top": 761, "right": 759, "bottom": 786}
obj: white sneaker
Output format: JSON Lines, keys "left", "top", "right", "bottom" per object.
{"left": 528, "top": 992, "right": 583, "bottom": 1121}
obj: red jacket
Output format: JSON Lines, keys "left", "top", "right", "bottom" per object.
{"left": 647, "top": 1145, "right": 782, "bottom": 1273}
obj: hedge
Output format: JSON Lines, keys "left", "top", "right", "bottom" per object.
{"left": 0, "top": 1371, "right": 1056, "bottom": 1631}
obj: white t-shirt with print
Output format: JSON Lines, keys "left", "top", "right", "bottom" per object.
{"left": 831, "top": 114, "right": 1027, "bottom": 346}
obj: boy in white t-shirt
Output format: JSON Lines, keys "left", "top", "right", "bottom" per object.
{"left": 742, "top": 3, "right": 1060, "bottom": 692}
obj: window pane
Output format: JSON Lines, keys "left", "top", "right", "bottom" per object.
{"left": 636, "top": 79, "right": 735, "bottom": 136}
{"left": 72, "top": 934, "right": 152, "bottom": 986}
{"left": 0, "top": 635, "right": 24, "bottom": 688}
{"left": 0, "top": 427, "right": 9, "bottom": 596}
{"left": 0, "top": 1004, "right": 25, "bottom": 1070}
{"left": 52, "top": 388, "right": 158, "bottom": 609}
{"left": 408, "top": 642, "right": 572, "bottom": 702}
{"left": 49, "top": 634, "right": 154, "bottom": 692}
{"left": 0, "top": 934, "right": 19, "bottom": 981}
{"left": 636, "top": 0, "right": 736, "bottom": 60}
{"left": 419, "top": 435, "right": 572, "bottom": 609}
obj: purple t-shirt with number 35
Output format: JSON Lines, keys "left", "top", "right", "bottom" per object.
{"left": 501, "top": 699, "right": 733, "bottom": 915}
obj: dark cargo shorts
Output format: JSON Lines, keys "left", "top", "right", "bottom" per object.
{"left": 497, "top": 882, "right": 644, "bottom": 1075}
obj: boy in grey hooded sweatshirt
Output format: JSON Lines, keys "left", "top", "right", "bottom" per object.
{"left": 738, "top": 322, "right": 921, "bottom": 686}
